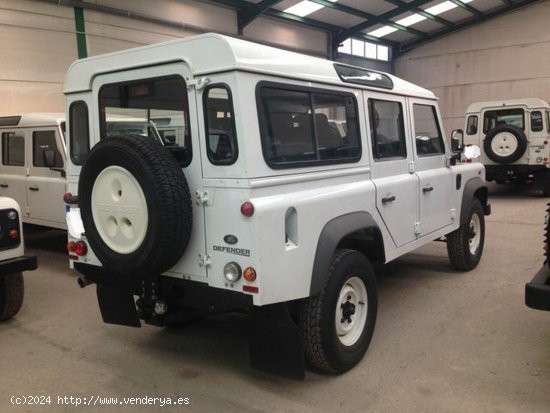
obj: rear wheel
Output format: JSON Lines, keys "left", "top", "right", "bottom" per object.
{"left": 299, "top": 249, "right": 377, "bottom": 373}
{"left": 0, "top": 272, "right": 24, "bottom": 321}
{"left": 447, "top": 199, "right": 485, "bottom": 271}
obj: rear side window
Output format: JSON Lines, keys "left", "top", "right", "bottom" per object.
{"left": 547, "top": 111, "right": 550, "bottom": 132}
{"left": 466, "top": 115, "right": 478, "bottom": 135}
{"left": 483, "top": 108, "right": 524, "bottom": 133}
{"left": 369, "top": 99, "right": 406, "bottom": 160}
{"left": 33, "top": 131, "right": 63, "bottom": 168}
{"left": 531, "top": 111, "right": 543, "bottom": 132}
{"left": 204, "top": 85, "right": 238, "bottom": 165}
{"left": 1, "top": 132, "right": 24, "bottom": 166}
{"left": 99, "top": 75, "right": 191, "bottom": 167}
{"left": 413, "top": 104, "right": 445, "bottom": 156}
{"left": 69, "top": 101, "right": 89, "bottom": 165}
{"left": 258, "top": 84, "right": 360, "bottom": 168}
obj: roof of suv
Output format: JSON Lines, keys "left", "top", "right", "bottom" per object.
{"left": 466, "top": 98, "right": 550, "bottom": 113}
{"left": 65, "top": 33, "right": 435, "bottom": 99}
{"left": 0, "top": 113, "right": 64, "bottom": 128}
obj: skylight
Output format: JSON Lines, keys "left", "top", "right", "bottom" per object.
{"left": 368, "top": 0, "right": 475, "bottom": 38}
{"left": 284, "top": 0, "right": 338, "bottom": 18}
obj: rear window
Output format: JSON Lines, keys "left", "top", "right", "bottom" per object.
{"left": 257, "top": 83, "right": 361, "bottom": 168}
{"left": 531, "top": 111, "right": 543, "bottom": 132}
{"left": 483, "top": 108, "right": 524, "bottom": 133}
{"left": 204, "top": 85, "right": 238, "bottom": 165}
{"left": 69, "top": 101, "right": 89, "bottom": 165}
{"left": 99, "top": 75, "right": 191, "bottom": 167}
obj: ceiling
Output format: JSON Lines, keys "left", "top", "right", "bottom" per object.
{"left": 207, "top": 0, "right": 541, "bottom": 57}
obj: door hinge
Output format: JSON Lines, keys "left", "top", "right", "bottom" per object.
{"left": 25, "top": 206, "right": 30, "bottom": 216}
{"left": 409, "top": 161, "right": 416, "bottom": 173}
{"left": 186, "top": 77, "right": 210, "bottom": 91}
{"left": 195, "top": 190, "right": 211, "bottom": 206}
{"left": 198, "top": 253, "right": 212, "bottom": 268}
{"left": 414, "top": 222, "right": 421, "bottom": 236}
{"left": 450, "top": 208, "right": 456, "bottom": 221}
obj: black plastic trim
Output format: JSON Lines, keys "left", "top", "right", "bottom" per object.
{"left": 459, "top": 177, "right": 490, "bottom": 226}
{"left": 525, "top": 264, "right": 550, "bottom": 311}
{"left": 0, "top": 255, "right": 37, "bottom": 275}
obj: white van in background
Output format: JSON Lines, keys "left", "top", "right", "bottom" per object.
{"left": 0, "top": 114, "right": 67, "bottom": 229}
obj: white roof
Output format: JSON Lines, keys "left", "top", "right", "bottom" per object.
{"left": 0, "top": 113, "right": 64, "bottom": 128}
{"left": 65, "top": 33, "right": 435, "bottom": 99}
{"left": 466, "top": 98, "right": 550, "bottom": 113}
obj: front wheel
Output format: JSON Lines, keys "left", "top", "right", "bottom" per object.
{"left": 447, "top": 199, "right": 485, "bottom": 271}
{"left": 299, "top": 249, "right": 377, "bottom": 373}
{"left": 0, "top": 272, "right": 24, "bottom": 321}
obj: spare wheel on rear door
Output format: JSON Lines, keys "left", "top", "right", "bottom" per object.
{"left": 483, "top": 124, "right": 528, "bottom": 164}
{"left": 78, "top": 135, "right": 192, "bottom": 277}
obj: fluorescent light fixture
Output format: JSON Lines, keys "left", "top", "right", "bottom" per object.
{"left": 284, "top": 0, "right": 338, "bottom": 18}
{"left": 368, "top": 0, "right": 475, "bottom": 38}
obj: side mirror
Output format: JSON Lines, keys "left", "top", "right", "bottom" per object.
{"left": 44, "top": 150, "right": 56, "bottom": 168}
{"left": 451, "top": 129, "right": 464, "bottom": 152}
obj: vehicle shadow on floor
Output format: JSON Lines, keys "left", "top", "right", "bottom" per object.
{"left": 487, "top": 181, "right": 545, "bottom": 199}
{"left": 23, "top": 225, "right": 67, "bottom": 253}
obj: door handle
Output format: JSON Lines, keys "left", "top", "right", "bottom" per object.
{"left": 382, "top": 195, "right": 396, "bottom": 204}
{"left": 29, "top": 186, "right": 39, "bottom": 191}
{"left": 0, "top": 183, "right": 8, "bottom": 188}
{"left": 422, "top": 186, "right": 434, "bottom": 193}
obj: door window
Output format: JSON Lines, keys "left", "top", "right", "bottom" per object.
{"left": 33, "top": 131, "right": 63, "bottom": 168}
{"left": 1, "top": 132, "right": 25, "bottom": 166}
{"left": 413, "top": 104, "right": 445, "bottom": 156}
{"left": 368, "top": 99, "right": 406, "bottom": 160}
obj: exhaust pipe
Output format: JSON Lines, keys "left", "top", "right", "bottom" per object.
{"left": 78, "top": 276, "right": 93, "bottom": 289}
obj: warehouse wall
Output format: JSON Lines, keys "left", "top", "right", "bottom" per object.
{"left": 0, "top": 0, "right": 329, "bottom": 115}
{"left": 394, "top": 1, "right": 550, "bottom": 136}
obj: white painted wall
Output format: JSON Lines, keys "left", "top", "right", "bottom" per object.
{"left": 394, "top": 1, "right": 550, "bottom": 136}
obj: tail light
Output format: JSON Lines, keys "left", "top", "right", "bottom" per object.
{"left": 68, "top": 240, "right": 87, "bottom": 256}
{"left": 8, "top": 229, "right": 18, "bottom": 239}
{"left": 243, "top": 267, "right": 257, "bottom": 282}
{"left": 240, "top": 202, "right": 254, "bottom": 217}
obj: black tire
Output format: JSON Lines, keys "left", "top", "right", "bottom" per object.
{"left": 483, "top": 125, "right": 527, "bottom": 164}
{"left": 447, "top": 199, "right": 485, "bottom": 271}
{"left": 79, "top": 135, "right": 192, "bottom": 277}
{"left": 0, "top": 272, "right": 24, "bottom": 321}
{"left": 299, "top": 249, "right": 377, "bottom": 373}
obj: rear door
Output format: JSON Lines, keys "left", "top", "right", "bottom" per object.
{"left": 92, "top": 63, "right": 207, "bottom": 279}
{"left": 26, "top": 127, "right": 67, "bottom": 228}
{"left": 366, "top": 92, "right": 419, "bottom": 248}
{"left": 0, "top": 130, "right": 28, "bottom": 217}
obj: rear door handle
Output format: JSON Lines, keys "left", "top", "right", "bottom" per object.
{"left": 382, "top": 195, "right": 396, "bottom": 204}
{"left": 29, "top": 186, "right": 39, "bottom": 191}
{"left": 0, "top": 183, "right": 8, "bottom": 188}
{"left": 422, "top": 186, "right": 434, "bottom": 193}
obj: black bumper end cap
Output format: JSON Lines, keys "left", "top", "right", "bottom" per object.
{"left": 525, "top": 265, "right": 550, "bottom": 311}
{"left": 0, "top": 255, "right": 37, "bottom": 275}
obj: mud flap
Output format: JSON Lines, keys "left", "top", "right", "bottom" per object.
{"left": 96, "top": 284, "right": 141, "bottom": 327}
{"left": 249, "top": 304, "right": 305, "bottom": 380}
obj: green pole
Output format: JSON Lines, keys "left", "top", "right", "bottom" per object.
{"left": 74, "top": 7, "right": 88, "bottom": 59}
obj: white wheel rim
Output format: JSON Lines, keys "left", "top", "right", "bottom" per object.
{"left": 335, "top": 276, "right": 368, "bottom": 347}
{"left": 490, "top": 132, "right": 518, "bottom": 157}
{"left": 469, "top": 213, "right": 481, "bottom": 255}
{"left": 91, "top": 166, "right": 149, "bottom": 254}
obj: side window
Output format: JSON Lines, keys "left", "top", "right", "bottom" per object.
{"left": 69, "top": 101, "right": 89, "bottom": 165}
{"left": 258, "top": 84, "right": 360, "bottom": 168}
{"left": 483, "top": 108, "right": 524, "bottom": 133}
{"left": 531, "top": 111, "right": 543, "bottom": 132}
{"left": 99, "top": 76, "right": 191, "bottom": 167}
{"left": 547, "top": 111, "right": 550, "bottom": 132}
{"left": 413, "top": 104, "right": 445, "bottom": 156}
{"left": 204, "top": 85, "right": 238, "bottom": 165}
{"left": 33, "top": 131, "right": 63, "bottom": 168}
{"left": 466, "top": 115, "right": 478, "bottom": 135}
{"left": 1, "top": 132, "right": 25, "bottom": 166}
{"left": 369, "top": 99, "right": 406, "bottom": 160}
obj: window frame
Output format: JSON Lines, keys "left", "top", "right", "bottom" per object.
{"left": 202, "top": 83, "right": 239, "bottom": 166}
{"left": 466, "top": 115, "right": 478, "bottom": 135}
{"left": 412, "top": 104, "right": 446, "bottom": 158}
{"left": 32, "top": 130, "right": 63, "bottom": 168}
{"left": 368, "top": 98, "right": 407, "bottom": 161}
{"left": 256, "top": 81, "right": 361, "bottom": 170}
{"left": 1, "top": 132, "right": 25, "bottom": 167}
{"left": 531, "top": 110, "right": 544, "bottom": 132}
{"left": 69, "top": 100, "right": 90, "bottom": 166}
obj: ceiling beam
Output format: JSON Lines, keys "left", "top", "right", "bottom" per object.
{"left": 238, "top": 0, "right": 282, "bottom": 33}
{"left": 448, "top": 0, "right": 483, "bottom": 16}
{"left": 333, "top": 0, "right": 434, "bottom": 44}
{"left": 397, "top": 0, "right": 540, "bottom": 54}
{"left": 383, "top": 0, "right": 454, "bottom": 27}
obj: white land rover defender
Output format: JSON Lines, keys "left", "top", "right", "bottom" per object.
{"left": 63, "top": 34, "right": 490, "bottom": 379}
{"left": 461, "top": 98, "right": 550, "bottom": 195}
{"left": 0, "top": 197, "right": 37, "bottom": 321}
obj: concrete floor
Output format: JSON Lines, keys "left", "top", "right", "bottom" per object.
{"left": 1, "top": 182, "right": 549, "bottom": 413}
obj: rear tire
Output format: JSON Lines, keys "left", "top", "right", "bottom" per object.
{"left": 447, "top": 199, "right": 485, "bottom": 271}
{"left": 299, "top": 249, "right": 377, "bottom": 373}
{"left": 0, "top": 272, "right": 24, "bottom": 321}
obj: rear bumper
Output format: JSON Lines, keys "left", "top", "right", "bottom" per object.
{"left": 525, "top": 264, "right": 550, "bottom": 311}
{"left": 0, "top": 255, "right": 37, "bottom": 275}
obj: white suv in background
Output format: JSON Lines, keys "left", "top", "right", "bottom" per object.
{"left": 63, "top": 33, "right": 491, "bottom": 379}
{"left": 461, "top": 98, "right": 550, "bottom": 195}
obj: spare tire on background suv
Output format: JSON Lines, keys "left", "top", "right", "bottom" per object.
{"left": 483, "top": 124, "right": 528, "bottom": 164}
{"left": 78, "top": 135, "right": 192, "bottom": 277}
